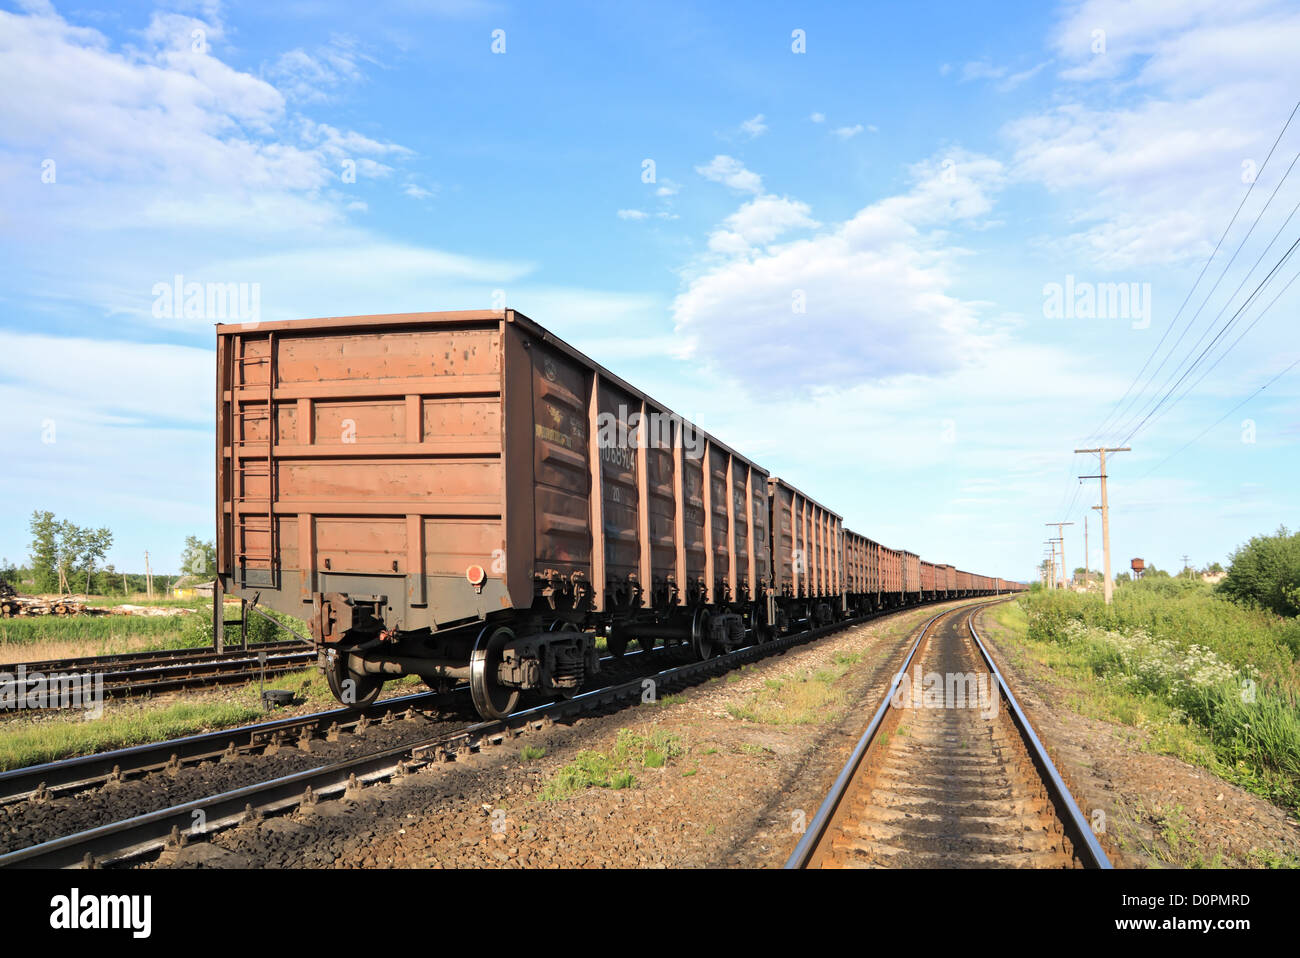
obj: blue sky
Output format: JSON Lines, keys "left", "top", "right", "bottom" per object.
{"left": 1, "top": 0, "right": 1298, "bottom": 578}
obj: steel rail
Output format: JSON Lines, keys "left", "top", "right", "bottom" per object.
{"left": 2, "top": 640, "right": 307, "bottom": 675}
{"left": 1, "top": 596, "right": 992, "bottom": 868}
{"left": 785, "top": 600, "right": 1110, "bottom": 869}
{"left": 967, "top": 611, "right": 1111, "bottom": 869}
{"left": 0, "top": 688, "right": 449, "bottom": 804}
{"left": 0, "top": 651, "right": 317, "bottom": 707}
{"left": 783, "top": 604, "right": 970, "bottom": 868}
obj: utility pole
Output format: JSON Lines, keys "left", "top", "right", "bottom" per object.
{"left": 1084, "top": 514, "right": 1091, "bottom": 589}
{"left": 1076, "top": 447, "right": 1130, "bottom": 605}
{"left": 1046, "top": 522, "right": 1074, "bottom": 589}
{"left": 145, "top": 551, "right": 153, "bottom": 600}
{"left": 1182, "top": 554, "right": 1190, "bottom": 579}
{"left": 1043, "top": 541, "right": 1057, "bottom": 590}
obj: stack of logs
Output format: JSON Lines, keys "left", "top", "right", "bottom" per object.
{"left": 0, "top": 594, "right": 88, "bottom": 618}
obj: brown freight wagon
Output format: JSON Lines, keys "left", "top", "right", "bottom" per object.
{"left": 767, "top": 478, "right": 843, "bottom": 630}
{"left": 215, "top": 309, "right": 770, "bottom": 718}
{"left": 901, "top": 550, "right": 922, "bottom": 602}
{"left": 843, "top": 528, "right": 883, "bottom": 615}
{"left": 920, "top": 560, "right": 937, "bottom": 598}
{"left": 934, "top": 563, "right": 956, "bottom": 597}
{"left": 955, "top": 569, "right": 973, "bottom": 595}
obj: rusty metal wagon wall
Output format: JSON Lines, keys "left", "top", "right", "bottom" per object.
{"left": 767, "top": 478, "right": 843, "bottom": 601}
{"left": 217, "top": 309, "right": 769, "bottom": 636}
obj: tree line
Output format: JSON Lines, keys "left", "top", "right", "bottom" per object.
{"left": 0, "top": 511, "right": 216, "bottom": 597}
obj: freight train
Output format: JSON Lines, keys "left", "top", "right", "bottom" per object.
{"left": 214, "top": 309, "right": 1024, "bottom": 719}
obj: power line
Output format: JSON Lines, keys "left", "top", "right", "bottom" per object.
{"left": 1108, "top": 191, "right": 1300, "bottom": 444}
{"left": 1119, "top": 233, "right": 1300, "bottom": 446}
{"left": 1136, "top": 257, "right": 1300, "bottom": 440}
{"left": 1138, "top": 354, "right": 1300, "bottom": 479}
{"left": 1084, "top": 97, "right": 1300, "bottom": 445}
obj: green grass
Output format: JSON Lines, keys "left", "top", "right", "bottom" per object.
{"left": 0, "top": 614, "right": 195, "bottom": 649}
{"left": 520, "top": 745, "right": 546, "bottom": 761}
{"left": 0, "top": 664, "right": 427, "bottom": 771}
{"left": 0, "top": 601, "right": 309, "bottom": 659}
{"left": 726, "top": 661, "right": 859, "bottom": 726}
{"left": 0, "top": 700, "right": 265, "bottom": 771}
{"left": 1003, "top": 585, "right": 1300, "bottom": 812}
{"left": 539, "top": 728, "right": 684, "bottom": 800}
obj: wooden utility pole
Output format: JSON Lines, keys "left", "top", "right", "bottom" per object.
{"left": 1076, "top": 447, "right": 1129, "bottom": 605}
{"left": 1046, "top": 522, "right": 1074, "bottom": 589}
{"left": 1084, "top": 515, "right": 1089, "bottom": 585}
{"left": 145, "top": 551, "right": 153, "bottom": 600}
{"left": 1043, "top": 541, "right": 1057, "bottom": 589}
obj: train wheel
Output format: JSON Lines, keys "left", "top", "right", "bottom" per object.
{"left": 691, "top": 608, "right": 714, "bottom": 660}
{"left": 325, "top": 652, "right": 384, "bottom": 709}
{"left": 470, "top": 625, "right": 521, "bottom": 719}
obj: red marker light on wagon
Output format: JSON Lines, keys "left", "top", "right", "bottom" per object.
{"left": 466, "top": 565, "right": 487, "bottom": 586}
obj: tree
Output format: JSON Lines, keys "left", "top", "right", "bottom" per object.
{"left": 1218, "top": 526, "right": 1300, "bottom": 617}
{"left": 27, "top": 511, "right": 113, "bottom": 595}
{"left": 29, "top": 511, "right": 61, "bottom": 593}
{"left": 180, "top": 536, "right": 216, "bottom": 579}
{"left": 0, "top": 557, "right": 16, "bottom": 593}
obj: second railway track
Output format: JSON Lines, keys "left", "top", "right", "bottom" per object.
{"left": 1, "top": 642, "right": 315, "bottom": 704}
{"left": 787, "top": 602, "right": 1110, "bottom": 869}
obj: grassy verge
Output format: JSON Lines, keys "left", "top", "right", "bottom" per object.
{"left": 725, "top": 650, "right": 865, "bottom": 725}
{"left": 0, "top": 664, "right": 427, "bottom": 771}
{"left": 0, "top": 603, "right": 309, "bottom": 663}
{"left": 994, "top": 584, "right": 1300, "bottom": 813}
{"left": 0, "top": 701, "right": 266, "bottom": 771}
{"left": 539, "top": 727, "right": 685, "bottom": 800}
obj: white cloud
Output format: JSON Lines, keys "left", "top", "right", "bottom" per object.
{"left": 617, "top": 208, "right": 648, "bottom": 220}
{"left": 739, "top": 113, "right": 768, "bottom": 138}
{"left": 1005, "top": 0, "right": 1300, "bottom": 267}
{"left": 404, "top": 183, "right": 437, "bottom": 200}
{"left": 674, "top": 149, "right": 1006, "bottom": 388}
{"left": 706, "top": 195, "right": 819, "bottom": 254}
{"left": 810, "top": 112, "right": 825, "bottom": 123}
{"left": 695, "top": 154, "right": 763, "bottom": 193}
{"left": 961, "top": 58, "right": 1048, "bottom": 91}
{"left": 269, "top": 36, "right": 378, "bottom": 103}
{"left": 655, "top": 178, "right": 681, "bottom": 196}
{"left": 831, "top": 124, "right": 864, "bottom": 139}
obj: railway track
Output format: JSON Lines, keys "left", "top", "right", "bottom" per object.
{"left": 0, "top": 642, "right": 315, "bottom": 704}
{"left": 0, "top": 598, "right": 980, "bottom": 869}
{"left": 786, "top": 603, "right": 1110, "bottom": 869}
